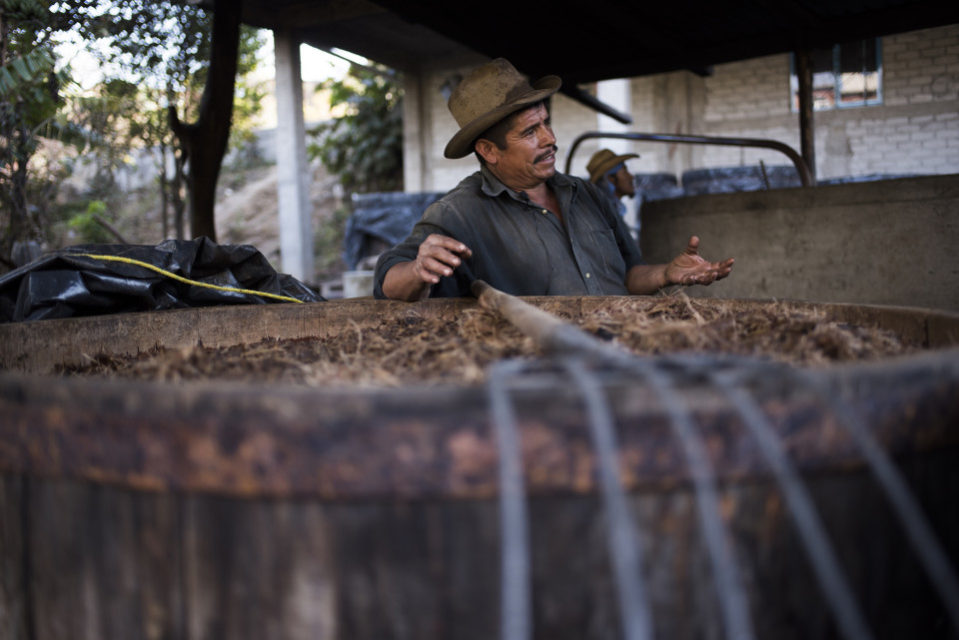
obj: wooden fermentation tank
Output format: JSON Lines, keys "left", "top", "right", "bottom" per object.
{"left": 1, "top": 297, "right": 958, "bottom": 640}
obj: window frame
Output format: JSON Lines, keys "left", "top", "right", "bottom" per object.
{"left": 790, "top": 39, "right": 883, "bottom": 112}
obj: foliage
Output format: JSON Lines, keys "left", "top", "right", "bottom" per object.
{"left": 309, "top": 63, "right": 403, "bottom": 194}
{"left": 75, "top": 3, "right": 264, "bottom": 137}
{"left": 75, "top": 1, "right": 209, "bottom": 118}
{"left": 0, "top": 44, "right": 52, "bottom": 94}
{"left": 226, "top": 29, "right": 268, "bottom": 169}
{"left": 0, "top": 0, "right": 82, "bottom": 262}
{"left": 66, "top": 78, "right": 140, "bottom": 189}
{"left": 57, "top": 3, "right": 265, "bottom": 241}
{"left": 313, "top": 203, "right": 351, "bottom": 280}
{"left": 65, "top": 198, "right": 114, "bottom": 243}
{"left": 66, "top": 3, "right": 264, "bottom": 150}
{"left": 0, "top": 0, "right": 272, "bottom": 264}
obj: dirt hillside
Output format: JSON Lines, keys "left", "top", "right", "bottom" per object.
{"left": 215, "top": 163, "right": 347, "bottom": 285}
{"left": 106, "top": 161, "right": 348, "bottom": 289}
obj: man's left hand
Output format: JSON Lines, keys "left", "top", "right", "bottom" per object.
{"left": 664, "top": 236, "right": 735, "bottom": 286}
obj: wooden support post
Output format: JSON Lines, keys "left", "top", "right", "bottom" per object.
{"left": 795, "top": 49, "right": 816, "bottom": 183}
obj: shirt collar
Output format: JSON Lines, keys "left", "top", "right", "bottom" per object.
{"left": 479, "top": 164, "right": 578, "bottom": 201}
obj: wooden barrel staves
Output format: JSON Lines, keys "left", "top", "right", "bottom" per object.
{"left": 1, "top": 296, "right": 958, "bottom": 640}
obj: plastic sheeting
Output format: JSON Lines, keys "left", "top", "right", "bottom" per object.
{"left": 680, "top": 166, "right": 803, "bottom": 196}
{"left": 0, "top": 237, "right": 322, "bottom": 323}
{"left": 343, "top": 192, "right": 444, "bottom": 269}
{"left": 637, "top": 168, "right": 918, "bottom": 198}
{"left": 633, "top": 173, "right": 685, "bottom": 202}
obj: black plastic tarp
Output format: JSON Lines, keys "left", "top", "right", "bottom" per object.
{"left": 633, "top": 173, "right": 685, "bottom": 201}
{"left": 343, "top": 191, "right": 444, "bottom": 269}
{"left": 680, "top": 165, "right": 803, "bottom": 196}
{"left": 0, "top": 237, "right": 322, "bottom": 323}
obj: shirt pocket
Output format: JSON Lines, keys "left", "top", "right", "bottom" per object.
{"left": 582, "top": 226, "right": 627, "bottom": 284}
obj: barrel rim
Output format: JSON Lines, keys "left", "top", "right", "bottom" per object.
{"left": 2, "top": 296, "right": 958, "bottom": 374}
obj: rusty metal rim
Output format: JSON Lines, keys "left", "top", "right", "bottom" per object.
{"left": 2, "top": 296, "right": 958, "bottom": 500}
{"left": 1, "top": 345, "right": 957, "bottom": 500}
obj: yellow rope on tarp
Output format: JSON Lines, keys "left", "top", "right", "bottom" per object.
{"left": 76, "top": 253, "right": 306, "bottom": 304}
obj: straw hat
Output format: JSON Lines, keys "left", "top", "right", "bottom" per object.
{"left": 444, "top": 58, "right": 561, "bottom": 159}
{"left": 587, "top": 149, "right": 639, "bottom": 183}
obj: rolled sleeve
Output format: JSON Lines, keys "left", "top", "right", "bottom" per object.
{"left": 372, "top": 208, "right": 459, "bottom": 299}
{"left": 373, "top": 169, "right": 646, "bottom": 299}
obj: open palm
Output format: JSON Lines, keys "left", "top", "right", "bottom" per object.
{"left": 664, "top": 236, "right": 735, "bottom": 286}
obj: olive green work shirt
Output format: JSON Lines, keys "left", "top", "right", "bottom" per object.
{"left": 373, "top": 166, "right": 645, "bottom": 298}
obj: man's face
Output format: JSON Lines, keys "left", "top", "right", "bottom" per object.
{"left": 611, "top": 166, "right": 636, "bottom": 198}
{"left": 480, "top": 103, "right": 557, "bottom": 191}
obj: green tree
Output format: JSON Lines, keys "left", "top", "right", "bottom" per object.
{"left": 67, "top": 4, "right": 265, "bottom": 241}
{"left": 51, "top": 0, "right": 267, "bottom": 244}
{"left": 130, "top": 87, "right": 185, "bottom": 241}
{"left": 309, "top": 62, "right": 403, "bottom": 194}
{"left": 0, "top": 0, "right": 80, "bottom": 266}
{"left": 68, "top": 78, "right": 139, "bottom": 190}
{"left": 226, "top": 28, "right": 267, "bottom": 169}
{"left": 0, "top": 1, "right": 264, "bottom": 264}
{"left": 68, "top": 0, "right": 242, "bottom": 242}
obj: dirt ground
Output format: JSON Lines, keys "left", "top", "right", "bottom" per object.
{"left": 214, "top": 163, "right": 348, "bottom": 284}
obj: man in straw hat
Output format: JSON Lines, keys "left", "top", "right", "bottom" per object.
{"left": 374, "top": 58, "right": 733, "bottom": 301}
{"left": 587, "top": 148, "right": 638, "bottom": 218}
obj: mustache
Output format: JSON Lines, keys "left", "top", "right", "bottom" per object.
{"left": 535, "top": 145, "right": 559, "bottom": 163}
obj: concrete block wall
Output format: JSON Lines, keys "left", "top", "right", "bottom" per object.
{"left": 704, "top": 54, "right": 792, "bottom": 122}
{"left": 623, "top": 73, "right": 709, "bottom": 179}
{"left": 639, "top": 173, "right": 959, "bottom": 311}
{"left": 695, "top": 24, "right": 959, "bottom": 180}
{"left": 626, "top": 76, "right": 666, "bottom": 173}
{"left": 406, "top": 62, "right": 603, "bottom": 192}
{"left": 404, "top": 24, "right": 958, "bottom": 192}
{"left": 425, "top": 67, "right": 477, "bottom": 188}
{"left": 552, "top": 88, "right": 613, "bottom": 180}
{"left": 884, "top": 26, "right": 959, "bottom": 107}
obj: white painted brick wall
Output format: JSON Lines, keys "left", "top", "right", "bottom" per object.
{"left": 704, "top": 55, "right": 792, "bottom": 123}
{"left": 417, "top": 66, "right": 600, "bottom": 191}
{"left": 552, "top": 88, "right": 607, "bottom": 179}
{"left": 691, "top": 24, "right": 959, "bottom": 180}
{"left": 410, "top": 24, "right": 959, "bottom": 191}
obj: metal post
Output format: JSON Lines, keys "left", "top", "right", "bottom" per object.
{"left": 795, "top": 49, "right": 817, "bottom": 183}
{"left": 565, "top": 131, "right": 813, "bottom": 187}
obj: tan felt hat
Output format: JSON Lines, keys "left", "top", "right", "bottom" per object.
{"left": 444, "top": 58, "right": 561, "bottom": 159}
{"left": 587, "top": 148, "right": 639, "bottom": 183}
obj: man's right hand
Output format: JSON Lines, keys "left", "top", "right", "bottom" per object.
{"left": 382, "top": 234, "right": 472, "bottom": 301}
{"left": 411, "top": 234, "right": 473, "bottom": 285}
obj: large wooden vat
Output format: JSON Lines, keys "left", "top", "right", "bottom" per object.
{"left": 1, "top": 297, "right": 958, "bottom": 640}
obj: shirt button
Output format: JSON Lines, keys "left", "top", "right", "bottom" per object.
{"left": 541, "top": 209, "right": 548, "bottom": 215}
{"left": 585, "top": 272, "right": 592, "bottom": 278}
